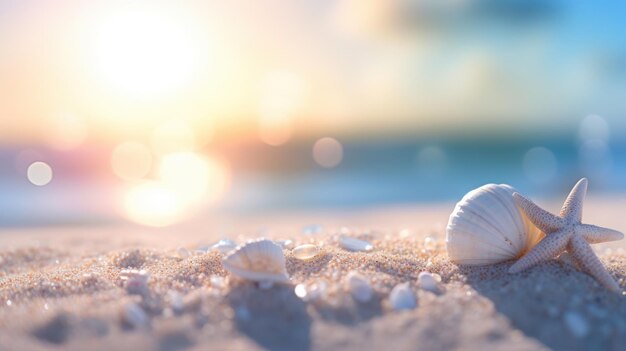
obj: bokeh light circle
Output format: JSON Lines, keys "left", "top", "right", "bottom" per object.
{"left": 111, "top": 142, "right": 153, "bottom": 181}
{"left": 416, "top": 146, "right": 447, "bottom": 175}
{"left": 123, "top": 181, "right": 186, "bottom": 227}
{"left": 258, "top": 116, "right": 293, "bottom": 146}
{"left": 579, "top": 114, "right": 609, "bottom": 142}
{"left": 523, "top": 147, "right": 557, "bottom": 184}
{"left": 313, "top": 137, "right": 344, "bottom": 168}
{"left": 27, "top": 162, "right": 53, "bottom": 186}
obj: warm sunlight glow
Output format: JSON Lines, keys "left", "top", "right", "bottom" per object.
{"left": 122, "top": 151, "right": 230, "bottom": 227}
{"left": 151, "top": 121, "right": 197, "bottom": 155}
{"left": 159, "top": 152, "right": 230, "bottom": 204}
{"left": 256, "top": 70, "right": 304, "bottom": 146}
{"left": 46, "top": 113, "right": 88, "bottom": 151}
{"left": 91, "top": 7, "right": 197, "bottom": 97}
{"left": 258, "top": 116, "right": 293, "bottom": 146}
{"left": 124, "top": 181, "right": 186, "bottom": 227}
{"left": 111, "top": 142, "right": 153, "bottom": 181}
{"left": 259, "top": 70, "right": 305, "bottom": 121}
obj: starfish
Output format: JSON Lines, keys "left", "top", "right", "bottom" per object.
{"left": 509, "top": 178, "right": 624, "bottom": 293}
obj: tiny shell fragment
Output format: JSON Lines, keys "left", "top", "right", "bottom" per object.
{"left": 339, "top": 236, "right": 373, "bottom": 252}
{"left": 211, "top": 239, "right": 237, "bottom": 254}
{"left": 389, "top": 282, "right": 417, "bottom": 310}
{"left": 418, "top": 272, "right": 440, "bottom": 293}
{"left": 122, "top": 303, "right": 148, "bottom": 329}
{"left": 120, "top": 269, "right": 150, "bottom": 296}
{"left": 292, "top": 244, "right": 319, "bottom": 260}
{"left": 346, "top": 271, "right": 373, "bottom": 302}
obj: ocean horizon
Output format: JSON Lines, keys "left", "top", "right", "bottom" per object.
{"left": 1, "top": 135, "right": 624, "bottom": 227}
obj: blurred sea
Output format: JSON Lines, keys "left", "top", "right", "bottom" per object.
{"left": 1, "top": 135, "right": 624, "bottom": 227}
{"left": 227, "top": 136, "right": 625, "bottom": 210}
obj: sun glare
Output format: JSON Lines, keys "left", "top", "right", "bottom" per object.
{"left": 124, "top": 181, "right": 186, "bottom": 227}
{"left": 111, "top": 142, "right": 153, "bottom": 181}
{"left": 91, "top": 7, "right": 198, "bottom": 97}
{"left": 121, "top": 152, "right": 231, "bottom": 227}
{"left": 159, "top": 152, "right": 230, "bottom": 203}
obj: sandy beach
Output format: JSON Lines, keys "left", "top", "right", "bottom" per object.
{"left": 0, "top": 198, "right": 625, "bottom": 351}
{"left": 3, "top": 1, "right": 626, "bottom": 350}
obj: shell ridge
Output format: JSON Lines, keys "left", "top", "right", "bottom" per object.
{"left": 490, "top": 185, "right": 526, "bottom": 250}
{"left": 464, "top": 187, "right": 526, "bottom": 250}
{"left": 462, "top": 194, "right": 514, "bottom": 240}
{"left": 222, "top": 239, "right": 289, "bottom": 283}
{"left": 455, "top": 205, "right": 518, "bottom": 254}
{"left": 446, "top": 184, "right": 542, "bottom": 266}
{"left": 447, "top": 232, "right": 515, "bottom": 256}
{"left": 448, "top": 212, "right": 518, "bottom": 253}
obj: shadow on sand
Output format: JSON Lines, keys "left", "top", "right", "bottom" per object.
{"left": 311, "top": 295, "right": 384, "bottom": 325}
{"left": 227, "top": 283, "right": 311, "bottom": 351}
{"left": 459, "top": 260, "right": 626, "bottom": 351}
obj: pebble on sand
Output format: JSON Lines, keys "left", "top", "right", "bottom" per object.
{"left": 346, "top": 271, "right": 373, "bottom": 302}
{"left": 122, "top": 303, "right": 149, "bottom": 329}
{"left": 177, "top": 247, "right": 192, "bottom": 259}
{"left": 33, "top": 313, "right": 72, "bottom": 344}
{"left": 389, "top": 282, "right": 417, "bottom": 310}
{"left": 339, "top": 236, "right": 373, "bottom": 252}
{"left": 120, "top": 269, "right": 150, "bottom": 296}
{"left": 418, "top": 272, "right": 440, "bottom": 293}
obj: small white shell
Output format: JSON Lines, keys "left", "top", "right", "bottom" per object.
{"left": 177, "top": 247, "right": 192, "bottom": 258}
{"left": 122, "top": 303, "right": 149, "bottom": 329}
{"left": 120, "top": 269, "right": 150, "bottom": 296}
{"left": 292, "top": 244, "right": 320, "bottom": 260}
{"left": 446, "top": 184, "right": 544, "bottom": 266}
{"left": 223, "top": 239, "right": 289, "bottom": 283}
{"left": 345, "top": 271, "right": 373, "bottom": 302}
{"left": 417, "top": 272, "right": 440, "bottom": 293}
{"left": 275, "top": 239, "right": 294, "bottom": 249}
{"left": 339, "top": 235, "right": 373, "bottom": 252}
{"left": 294, "top": 280, "right": 328, "bottom": 302}
{"left": 389, "top": 282, "right": 416, "bottom": 310}
{"left": 211, "top": 239, "right": 238, "bottom": 253}
{"left": 167, "top": 290, "right": 184, "bottom": 314}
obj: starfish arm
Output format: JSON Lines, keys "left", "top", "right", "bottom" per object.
{"left": 559, "top": 178, "right": 588, "bottom": 222}
{"left": 508, "top": 229, "right": 570, "bottom": 273}
{"left": 569, "top": 234, "right": 621, "bottom": 293}
{"left": 512, "top": 193, "right": 564, "bottom": 233}
{"left": 578, "top": 224, "right": 624, "bottom": 244}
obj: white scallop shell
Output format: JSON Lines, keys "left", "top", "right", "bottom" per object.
{"left": 389, "top": 282, "right": 416, "bottom": 310}
{"left": 222, "top": 239, "right": 289, "bottom": 283}
{"left": 446, "top": 184, "right": 544, "bottom": 266}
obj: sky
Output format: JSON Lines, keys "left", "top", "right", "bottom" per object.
{"left": 1, "top": 0, "right": 626, "bottom": 226}
{"left": 1, "top": 0, "right": 626, "bottom": 145}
